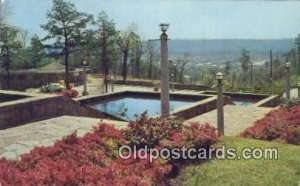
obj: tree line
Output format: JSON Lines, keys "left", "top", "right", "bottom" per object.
{"left": 0, "top": 0, "right": 155, "bottom": 91}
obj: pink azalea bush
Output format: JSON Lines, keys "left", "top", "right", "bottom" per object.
{"left": 0, "top": 117, "right": 218, "bottom": 185}
{"left": 241, "top": 105, "right": 300, "bottom": 145}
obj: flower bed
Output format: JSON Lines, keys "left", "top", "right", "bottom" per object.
{"left": 40, "top": 84, "right": 79, "bottom": 98}
{"left": 241, "top": 105, "right": 300, "bottom": 145}
{"left": 0, "top": 117, "right": 218, "bottom": 185}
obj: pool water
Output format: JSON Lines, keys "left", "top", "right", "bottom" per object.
{"left": 232, "top": 98, "right": 255, "bottom": 106}
{"left": 90, "top": 96, "right": 195, "bottom": 120}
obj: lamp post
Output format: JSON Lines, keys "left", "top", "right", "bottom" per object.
{"left": 216, "top": 72, "right": 224, "bottom": 135}
{"left": 285, "top": 62, "right": 290, "bottom": 99}
{"left": 160, "top": 23, "right": 170, "bottom": 118}
{"left": 297, "top": 83, "right": 300, "bottom": 98}
{"left": 81, "top": 59, "right": 89, "bottom": 96}
{"left": 171, "top": 73, "right": 175, "bottom": 92}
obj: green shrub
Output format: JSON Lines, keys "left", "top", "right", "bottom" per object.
{"left": 40, "top": 84, "right": 63, "bottom": 93}
{"left": 122, "top": 116, "right": 184, "bottom": 148}
{"left": 281, "top": 98, "right": 300, "bottom": 108}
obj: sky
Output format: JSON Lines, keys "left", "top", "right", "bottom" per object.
{"left": 5, "top": 0, "right": 300, "bottom": 40}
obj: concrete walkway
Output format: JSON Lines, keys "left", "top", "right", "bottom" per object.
{"left": 0, "top": 105, "right": 275, "bottom": 160}
{"left": 187, "top": 105, "right": 274, "bottom": 136}
{"left": 0, "top": 116, "right": 127, "bottom": 160}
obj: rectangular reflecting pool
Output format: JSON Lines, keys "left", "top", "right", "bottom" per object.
{"left": 90, "top": 96, "right": 196, "bottom": 120}
{"left": 201, "top": 91, "right": 270, "bottom": 107}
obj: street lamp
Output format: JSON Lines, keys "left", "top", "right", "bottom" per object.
{"left": 285, "top": 62, "right": 290, "bottom": 99}
{"left": 160, "top": 23, "right": 170, "bottom": 118}
{"left": 216, "top": 72, "right": 224, "bottom": 135}
{"left": 159, "top": 23, "right": 169, "bottom": 34}
{"left": 81, "top": 59, "right": 89, "bottom": 96}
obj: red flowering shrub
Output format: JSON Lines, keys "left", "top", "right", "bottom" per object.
{"left": 123, "top": 117, "right": 219, "bottom": 158}
{"left": 241, "top": 105, "right": 300, "bottom": 145}
{"left": 122, "top": 116, "right": 184, "bottom": 147}
{"left": 160, "top": 122, "right": 218, "bottom": 149}
{"left": 0, "top": 119, "right": 219, "bottom": 185}
{"left": 61, "top": 88, "right": 79, "bottom": 98}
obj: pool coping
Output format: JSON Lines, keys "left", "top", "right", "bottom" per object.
{"left": 75, "top": 90, "right": 220, "bottom": 120}
{"left": 0, "top": 90, "right": 55, "bottom": 107}
{"left": 199, "top": 91, "right": 280, "bottom": 108}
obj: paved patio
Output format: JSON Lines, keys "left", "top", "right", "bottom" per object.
{"left": 5, "top": 77, "right": 278, "bottom": 161}
{"left": 0, "top": 116, "right": 127, "bottom": 160}
{"left": 187, "top": 105, "right": 274, "bottom": 136}
{"left": 0, "top": 104, "right": 274, "bottom": 161}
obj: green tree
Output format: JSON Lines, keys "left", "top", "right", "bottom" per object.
{"left": 41, "top": 0, "right": 93, "bottom": 89}
{"left": 0, "top": 0, "right": 10, "bottom": 25}
{"left": 179, "top": 53, "right": 190, "bottom": 84}
{"left": 224, "top": 61, "right": 231, "bottom": 76}
{"left": 0, "top": 25, "right": 21, "bottom": 89}
{"left": 30, "top": 35, "right": 45, "bottom": 68}
{"left": 295, "top": 34, "right": 300, "bottom": 75}
{"left": 132, "top": 37, "right": 143, "bottom": 78}
{"left": 239, "top": 49, "right": 251, "bottom": 85}
{"left": 117, "top": 27, "right": 140, "bottom": 81}
{"left": 146, "top": 41, "right": 156, "bottom": 79}
{"left": 96, "top": 11, "right": 117, "bottom": 93}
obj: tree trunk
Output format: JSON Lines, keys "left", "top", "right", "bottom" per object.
{"left": 131, "top": 58, "right": 134, "bottom": 77}
{"left": 148, "top": 54, "right": 153, "bottom": 79}
{"left": 102, "top": 56, "right": 108, "bottom": 93}
{"left": 65, "top": 51, "right": 70, "bottom": 89}
{"left": 101, "top": 24, "right": 108, "bottom": 93}
{"left": 122, "top": 49, "right": 128, "bottom": 81}
{"left": 136, "top": 56, "right": 140, "bottom": 78}
{"left": 6, "top": 46, "right": 10, "bottom": 90}
{"left": 298, "top": 50, "right": 300, "bottom": 75}
{"left": 270, "top": 50, "right": 273, "bottom": 82}
{"left": 64, "top": 34, "right": 70, "bottom": 90}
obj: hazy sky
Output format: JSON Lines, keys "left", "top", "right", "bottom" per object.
{"left": 5, "top": 0, "right": 300, "bottom": 40}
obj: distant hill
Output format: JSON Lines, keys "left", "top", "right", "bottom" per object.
{"left": 165, "top": 39, "right": 294, "bottom": 55}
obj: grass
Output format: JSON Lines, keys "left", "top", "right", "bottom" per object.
{"left": 174, "top": 136, "right": 300, "bottom": 186}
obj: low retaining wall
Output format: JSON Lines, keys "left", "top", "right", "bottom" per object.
{"left": 0, "top": 71, "right": 84, "bottom": 91}
{"left": 202, "top": 91, "right": 269, "bottom": 100}
{"left": 172, "top": 97, "right": 217, "bottom": 119}
{"left": 253, "top": 95, "right": 281, "bottom": 107}
{"left": 201, "top": 91, "right": 280, "bottom": 107}
{"left": 0, "top": 92, "right": 119, "bottom": 129}
{"left": 113, "top": 80, "right": 210, "bottom": 91}
{"left": 77, "top": 91, "right": 221, "bottom": 120}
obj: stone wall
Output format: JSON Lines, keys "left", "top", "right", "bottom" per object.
{"left": 202, "top": 91, "right": 281, "bottom": 107}
{"left": 113, "top": 80, "right": 210, "bottom": 91}
{"left": 77, "top": 91, "right": 220, "bottom": 120}
{"left": 0, "top": 93, "right": 120, "bottom": 129}
{"left": 253, "top": 95, "right": 281, "bottom": 107}
{"left": 172, "top": 96, "right": 231, "bottom": 119}
{"left": 0, "top": 71, "right": 85, "bottom": 91}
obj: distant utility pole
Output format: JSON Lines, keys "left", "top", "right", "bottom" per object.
{"left": 286, "top": 62, "right": 291, "bottom": 99}
{"left": 250, "top": 61, "right": 253, "bottom": 87}
{"left": 270, "top": 50, "right": 273, "bottom": 83}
